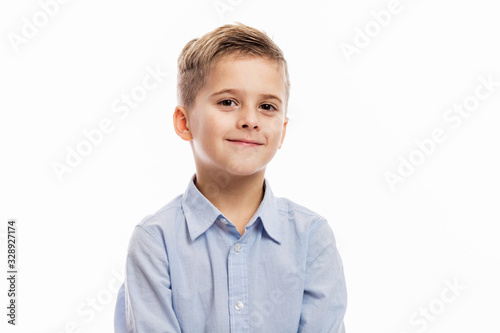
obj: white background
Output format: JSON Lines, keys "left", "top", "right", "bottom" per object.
{"left": 1, "top": 0, "right": 499, "bottom": 332}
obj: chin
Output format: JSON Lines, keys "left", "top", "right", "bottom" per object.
{"left": 225, "top": 162, "right": 265, "bottom": 177}
{"left": 226, "top": 168, "right": 261, "bottom": 177}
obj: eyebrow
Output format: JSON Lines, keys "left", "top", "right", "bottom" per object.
{"left": 210, "top": 89, "right": 283, "bottom": 104}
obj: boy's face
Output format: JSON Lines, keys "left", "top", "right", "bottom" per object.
{"left": 175, "top": 56, "right": 288, "bottom": 178}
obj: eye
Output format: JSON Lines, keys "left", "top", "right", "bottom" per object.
{"left": 259, "top": 103, "right": 277, "bottom": 112}
{"left": 218, "top": 99, "right": 237, "bottom": 107}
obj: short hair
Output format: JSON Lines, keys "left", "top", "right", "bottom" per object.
{"left": 177, "top": 23, "right": 290, "bottom": 111}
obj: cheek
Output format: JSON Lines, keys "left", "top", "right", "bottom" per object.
{"left": 206, "top": 114, "right": 222, "bottom": 128}
{"left": 191, "top": 109, "right": 218, "bottom": 136}
{"left": 263, "top": 119, "right": 285, "bottom": 144}
{"left": 195, "top": 114, "right": 231, "bottom": 145}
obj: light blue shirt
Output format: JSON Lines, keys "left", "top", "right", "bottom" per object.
{"left": 115, "top": 176, "right": 347, "bottom": 332}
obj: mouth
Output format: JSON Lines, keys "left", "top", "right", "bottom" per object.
{"left": 226, "top": 139, "right": 264, "bottom": 147}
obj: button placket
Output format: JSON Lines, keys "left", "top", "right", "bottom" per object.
{"left": 227, "top": 232, "right": 249, "bottom": 331}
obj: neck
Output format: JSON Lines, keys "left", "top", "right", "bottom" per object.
{"left": 194, "top": 169, "right": 266, "bottom": 235}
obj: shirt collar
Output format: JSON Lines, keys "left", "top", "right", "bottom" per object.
{"left": 253, "top": 178, "right": 281, "bottom": 244}
{"left": 181, "top": 174, "right": 281, "bottom": 244}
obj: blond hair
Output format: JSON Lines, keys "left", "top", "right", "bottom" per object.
{"left": 177, "top": 23, "right": 290, "bottom": 111}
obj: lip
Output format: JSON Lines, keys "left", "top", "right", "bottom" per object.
{"left": 226, "top": 139, "right": 264, "bottom": 146}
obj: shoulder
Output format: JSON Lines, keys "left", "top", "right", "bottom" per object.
{"left": 134, "top": 194, "right": 184, "bottom": 242}
{"left": 273, "top": 196, "right": 338, "bottom": 262}
{"left": 275, "top": 196, "right": 329, "bottom": 234}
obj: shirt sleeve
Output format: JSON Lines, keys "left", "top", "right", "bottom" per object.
{"left": 298, "top": 219, "right": 347, "bottom": 333}
{"left": 118, "top": 225, "right": 182, "bottom": 333}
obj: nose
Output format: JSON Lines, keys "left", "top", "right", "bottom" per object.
{"left": 237, "top": 106, "right": 260, "bottom": 130}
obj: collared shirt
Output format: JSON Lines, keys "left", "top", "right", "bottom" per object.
{"left": 114, "top": 176, "right": 347, "bottom": 332}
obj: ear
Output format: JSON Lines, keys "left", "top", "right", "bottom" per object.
{"left": 173, "top": 105, "right": 193, "bottom": 141}
{"left": 278, "top": 117, "right": 288, "bottom": 149}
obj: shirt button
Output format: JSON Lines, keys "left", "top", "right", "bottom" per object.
{"left": 234, "top": 243, "right": 243, "bottom": 252}
{"left": 220, "top": 218, "right": 228, "bottom": 224}
{"left": 235, "top": 301, "right": 244, "bottom": 311}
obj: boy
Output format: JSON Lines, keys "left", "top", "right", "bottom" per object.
{"left": 114, "top": 23, "right": 347, "bottom": 332}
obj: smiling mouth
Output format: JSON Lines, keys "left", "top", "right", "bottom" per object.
{"left": 226, "top": 139, "right": 264, "bottom": 146}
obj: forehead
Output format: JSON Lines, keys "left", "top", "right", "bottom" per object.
{"left": 203, "top": 56, "right": 286, "bottom": 97}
